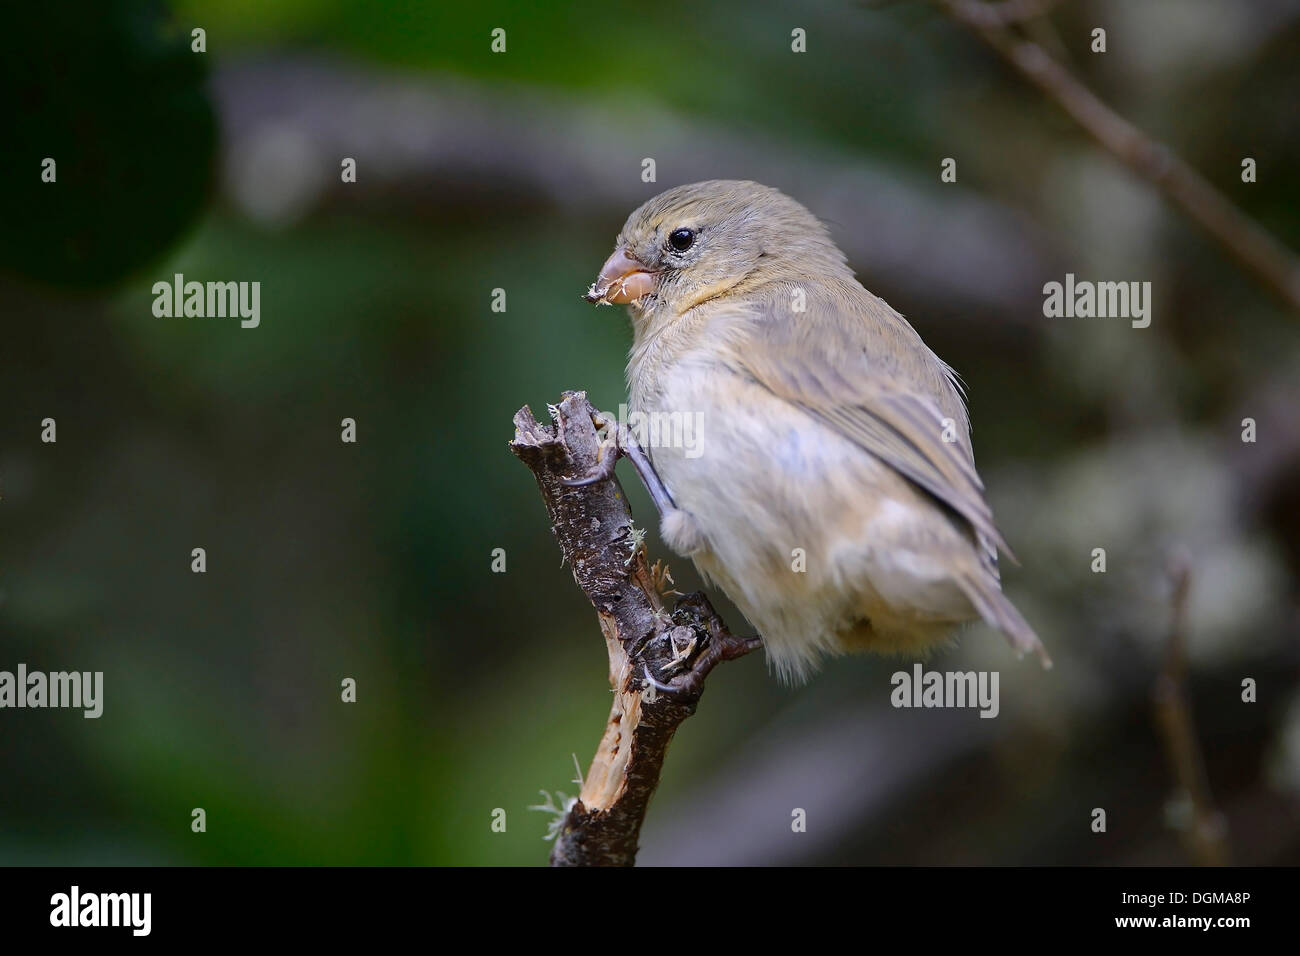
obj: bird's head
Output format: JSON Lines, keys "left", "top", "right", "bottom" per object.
{"left": 584, "top": 180, "right": 848, "bottom": 319}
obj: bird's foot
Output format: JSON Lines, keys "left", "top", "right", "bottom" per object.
{"left": 639, "top": 594, "right": 762, "bottom": 700}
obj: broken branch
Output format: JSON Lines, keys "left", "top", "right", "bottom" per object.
{"left": 510, "top": 391, "right": 759, "bottom": 866}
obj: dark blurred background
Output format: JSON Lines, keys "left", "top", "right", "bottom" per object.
{"left": 1, "top": 0, "right": 1298, "bottom": 865}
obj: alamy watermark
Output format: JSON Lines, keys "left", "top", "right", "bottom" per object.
{"left": 50, "top": 886, "right": 150, "bottom": 936}
{"left": 1043, "top": 273, "right": 1151, "bottom": 328}
{"left": 152, "top": 273, "right": 260, "bottom": 328}
{"left": 618, "top": 404, "right": 704, "bottom": 459}
{"left": 890, "top": 663, "right": 999, "bottom": 718}
{"left": 0, "top": 664, "right": 103, "bottom": 718}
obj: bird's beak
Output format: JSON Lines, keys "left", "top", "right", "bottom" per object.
{"left": 584, "top": 248, "right": 657, "bottom": 305}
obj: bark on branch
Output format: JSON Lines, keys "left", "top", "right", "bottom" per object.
{"left": 510, "top": 391, "right": 758, "bottom": 866}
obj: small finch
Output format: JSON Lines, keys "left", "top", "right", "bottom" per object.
{"left": 584, "top": 180, "right": 1048, "bottom": 681}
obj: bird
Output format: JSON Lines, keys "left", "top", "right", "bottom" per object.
{"left": 582, "top": 179, "right": 1048, "bottom": 682}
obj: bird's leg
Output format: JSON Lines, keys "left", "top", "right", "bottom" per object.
{"left": 621, "top": 427, "right": 678, "bottom": 520}
{"left": 561, "top": 410, "right": 677, "bottom": 520}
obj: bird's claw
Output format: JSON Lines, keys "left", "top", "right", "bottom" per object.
{"left": 560, "top": 453, "right": 617, "bottom": 487}
{"left": 638, "top": 626, "right": 762, "bottom": 701}
{"left": 558, "top": 409, "right": 678, "bottom": 521}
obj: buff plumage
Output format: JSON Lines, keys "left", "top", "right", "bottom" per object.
{"left": 586, "top": 180, "right": 1048, "bottom": 681}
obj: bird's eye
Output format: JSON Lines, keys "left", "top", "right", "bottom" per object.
{"left": 668, "top": 228, "right": 695, "bottom": 253}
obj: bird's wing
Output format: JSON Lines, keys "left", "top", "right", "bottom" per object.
{"left": 722, "top": 283, "right": 1012, "bottom": 559}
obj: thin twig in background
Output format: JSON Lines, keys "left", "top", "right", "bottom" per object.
{"left": 1152, "top": 557, "right": 1230, "bottom": 866}
{"left": 937, "top": 0, "right": 1300, "bottom": 313}
{"left": 510, "top": 391, "right": 759, "bottom": 866}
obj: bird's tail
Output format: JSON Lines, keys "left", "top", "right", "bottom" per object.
{"left": 958, "top": 574, "right": 1052, "bottom": 669}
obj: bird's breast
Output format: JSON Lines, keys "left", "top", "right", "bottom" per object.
{"left": 633, "top": 357, "right": 869, "bottom": 540}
